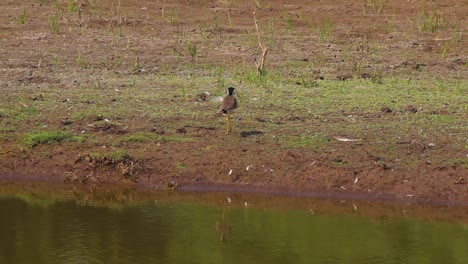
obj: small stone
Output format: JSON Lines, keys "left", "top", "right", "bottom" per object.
{"left": 61, "top": 118, "right": 73, "bottom": 126}
{"left": 336, "top": 74, "right": 353, "bottom": 81}
{"left": 380, "top": 106, "right": 392, "bottom": 113}
{"left": 405, "top": 105, "right": 418, "bottom": 113}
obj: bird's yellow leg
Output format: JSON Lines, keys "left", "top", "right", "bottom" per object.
{"left": 225, "top": 114, "right": 232, "bottom": 135}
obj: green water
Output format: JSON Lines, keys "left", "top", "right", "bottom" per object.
{"left": 0, "top": 192, "right": 467, "bottom": 264}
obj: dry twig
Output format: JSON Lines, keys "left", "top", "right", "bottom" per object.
{"left": 253, "top": 10, "right": 268, "bottom": 75}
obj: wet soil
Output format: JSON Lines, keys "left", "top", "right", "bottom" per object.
{"left": 0, "top": 0, "right": 467, "bottom": 205}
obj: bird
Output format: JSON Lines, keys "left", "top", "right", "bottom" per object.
{"left": 221, "top": 87, "right": 238, "bottom": 135}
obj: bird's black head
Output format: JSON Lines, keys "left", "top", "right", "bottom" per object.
{"left": 227, "top": 87, "right": 235, "bottom": 95}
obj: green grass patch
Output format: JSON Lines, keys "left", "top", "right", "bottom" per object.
{"left": 22, "top": 131, "right": 75, "bottom": 147}
{"left": 0, "top": 132, "right": 14, "bottom": 141}
{"left": 175, "top": 163, "right": 188, "bottom": 170}
{"left": 425, "top": 114, "right": 455, "bottom": 123}
{"left": 121, "top": 132, "right": 192, "bottom": 144}
{"left": 447, "top": 157, "right": 468, "bottom": 169}
{"left": 108, "top": 150, "right": 131, "bottom": 162}
{"left": 282, "top": 135, "right": 330, "bottom": 149}
{"left": 0, "top": 106, "right": 39, "bottom": 124}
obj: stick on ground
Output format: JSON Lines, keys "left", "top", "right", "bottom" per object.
{"left": 253, "top": 10, "right": 268, "bottom": 75}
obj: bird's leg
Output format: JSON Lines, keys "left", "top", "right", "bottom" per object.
{"left": 225, "top": 114, "right": 231, "bottom": 135}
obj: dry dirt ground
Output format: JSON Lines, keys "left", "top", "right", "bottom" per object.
{"left": 0, "top": 0, "right": 467, "bottom": 205}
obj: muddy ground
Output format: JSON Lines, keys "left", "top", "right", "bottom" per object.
{"left": 0, "top": 0, "right": 467, "bottom": 205}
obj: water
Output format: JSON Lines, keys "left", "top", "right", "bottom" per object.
{"left": 0, "top": 185, "right": 467, "bottom": 264}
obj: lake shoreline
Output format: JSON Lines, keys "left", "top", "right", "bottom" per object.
{"left": 1, "top": 169, "right": 467, "bottom": 208}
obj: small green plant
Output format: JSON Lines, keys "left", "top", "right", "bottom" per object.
{"left": 254, "top": 0, "right": 262, "bottom": 9}
{"left": 86, "top": 0, "right": 98, "bottom": 19}
{"left": 296, "top": 78, "right": 318, "bottom": 88}
{"left": 68, "top": 0, "right": 77, "bottom": 13}
{"left": 131, "top": 57, "right": 144, "bottom": 74}
{"left": 171, "top": 44, "right": 184, "bottom": 58}
{"left": 23, "top": 131, "right": 74, "bottom": 147}
{"left": 76, "top": 54, "right": 86, "bottom": 67}
{"left": 265, "top": 18, "right": 276, "bottom": 47}
{"left": 111, "top": 0, "right": 121, "bottom": 16}
{"left": 18, "top": 9, "right": 28, "bottom": 25}
{"left": 48, "top": 15, "right": 60, "bottom": 33}
{"left": 385, "top": 14, "right": 396, "bottom": 31}
{"left": 162, "top": 7, "right": 177, "bottom": 25}
{"left": 440, "top": 41, "right": 450, "bottom": 58}
{"left": 212, "top": 12, "right": 223, "bottom": 33}
{"left": 105, "top": 55, "right": 124, "bottom": 70}
{"left": 449, "top": 23, "right": 462, "bottom": 42}
{"left": 48, "top": 2, "right": 64, "bottom": 34}
{"left": 363, "top": 0, "right": 386, "bottom": 14}
{"left": 370, "top": 70, "right": 383, "bottom": 84}
{"left": 377, "top": 1, "right": 385, "bottom": 14}
{"left": 355, "top": 36, "right": 370, "bottom": 52}
{"left": 318, "top": 19, "right": 334, "bottom": 42}
{"left": 317, "top": 48, "right": 328, "bottom": 65}
{"left": 286, "top": 14, "right": 294, "bottom": 32}
{"left": 344, "top": 46, "right": 352, "bottom": 63}
{"left": 253, "top": 0, "right": 270, "bottom": 9}
{"left": 213, "top": 66, "right": 226, "bottom": 88}
{"left": 52, "top": 57, "right": 60, "bottom": 67}
{"left": 186, "top": 41, "right": 198, "bottom": 61}
{"left": 418, "top": 11, "right": 446, "bottom": 32}
{"left": 225, "top": 3, "right": 232, "bottom": 27}
{"left": 175, "top": 163, "right": 188, "bottom": 170}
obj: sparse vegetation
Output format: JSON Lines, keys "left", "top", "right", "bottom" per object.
{"left": 162, "top": 7, "right": 178, "bottom": 25}
{"left": 363, "top": 0, "right": 386, "bottom": 14}
{"left": 318, "top": 19, "right": 334, "bottom": 42}
{"left": 121, "top": 133, "right": 192, "bottom": 144}
{"left": 418, "top": 10, "right": 447, "bottom": 32}
{"left": 68, "top": 0, "right": 77, "bottom": 13}
{"left": 283, "top": 134, "right": 330, "bottom": 149}
{"left": 186, "top": 41, "right": 198, "bottom": 61}
{"left": 74, "top": 150, "right": 139, "bottom": 179}
{"left": 48, "top": 14, "right": 60, "bottom": 34}
{"left": 285, "top": 14, "right": 294, "bottom": 32}
{"left": 48, "top": 2, "right": 64, "bottom": 34}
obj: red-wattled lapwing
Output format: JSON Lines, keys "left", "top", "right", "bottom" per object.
{"left": 221, "top": 87, "right": 238, "bottom": 135}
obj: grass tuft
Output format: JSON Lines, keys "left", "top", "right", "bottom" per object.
{"left": 18, "top": 9, "right": 28, "bottom": 25}
{"left": 318, "top": 19, "right": 334, "bottom": 42}
{"left": 363, "top": 0, "right": 386, "bottom": 14}
{"left": 418, "top": 11, "right": 446, "bottom": 32}
{"left": 23, "top": 131, "right": 75, "bottom": 148}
